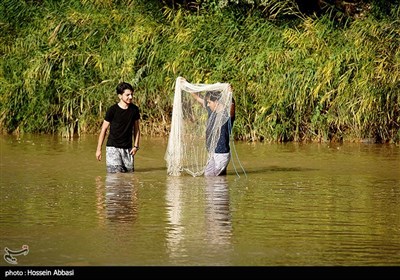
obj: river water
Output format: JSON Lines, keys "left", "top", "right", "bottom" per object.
{"left": 0, "top": 134, "right": 399, "bottom": 266}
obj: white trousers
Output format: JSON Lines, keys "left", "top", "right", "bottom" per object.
{"left": 205, "top": 153, "right": 230, "bottom": 176}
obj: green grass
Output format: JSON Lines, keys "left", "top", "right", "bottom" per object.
{"left": 0, "top": 0, "right": 399, "bottom": 143}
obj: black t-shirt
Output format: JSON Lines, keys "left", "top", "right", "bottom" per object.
{"left": 105, "top": 103, "right": 140, "bottom": 149}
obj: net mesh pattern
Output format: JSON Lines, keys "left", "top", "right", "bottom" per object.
{"left": 165, "top": 77, "right": 233, "bottom": 176}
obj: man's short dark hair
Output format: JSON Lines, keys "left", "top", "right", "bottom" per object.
{"left": 205, "top": 91, "right": 221, "bottom": 102}
{"left": 116, "top": 82, "right": 134, "bottom": 95}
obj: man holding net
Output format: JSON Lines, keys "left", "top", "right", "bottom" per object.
{"left": 165, "top": 77, "right": 237, "bottom": 177}
{"left": 191, "top": 88, "right": 236, "bottom": 176}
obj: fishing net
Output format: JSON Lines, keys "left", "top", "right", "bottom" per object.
{"left": 165, "top": 76, "right": 233, "bottom": 176}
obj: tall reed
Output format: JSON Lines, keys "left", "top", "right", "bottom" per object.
{"left": 0, "top": 0, "right": 398, "bottom": 143}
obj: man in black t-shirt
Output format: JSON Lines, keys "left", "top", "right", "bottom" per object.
{"left": 96, "top": 82, "right": 140, "bottom": 173}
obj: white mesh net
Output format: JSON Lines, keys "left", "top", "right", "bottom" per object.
{"left": 165, "top": 76, "right": 233, "bottom": 176}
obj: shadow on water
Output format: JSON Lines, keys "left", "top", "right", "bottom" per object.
{"left": 135, "top": 166, "right": 313, "bottom": 176}
{"left": 231, "top": 165, "right": 316, "bottom": 175}
{"left": 136, "top": 167, "right": 167, "bottom": 172}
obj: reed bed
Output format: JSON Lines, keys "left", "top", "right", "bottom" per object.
{"left": 0, "top": 0, "right": 399, "bottom": 143}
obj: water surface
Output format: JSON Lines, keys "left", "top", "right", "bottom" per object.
{"left": 1, "top": 135, "right": 399, "bottom": 266}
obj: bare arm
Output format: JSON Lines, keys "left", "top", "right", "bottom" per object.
{"left": 230, "top": 98, "right": 236, "bottom": 120}
{"left": 228, "top": 84, "right": 235, "bottom": 119}
{"left": 131, "top": 119, "right": 140, "bottom": 155}
{"left": 191, "top": 92, "right": 205, "bottom": 107}
{"left": 96, "top": 120, "right": 110, "bottom": 161}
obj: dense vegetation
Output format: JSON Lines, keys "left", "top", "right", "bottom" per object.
{"left": 1, "top": 0, "right": 399, "bottom": 143}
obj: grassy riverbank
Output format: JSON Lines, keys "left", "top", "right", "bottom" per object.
{"left": 1, "top": 0, "right": 399, "bottom": 143}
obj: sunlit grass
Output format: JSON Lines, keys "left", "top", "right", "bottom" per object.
{"left": 0, "top": 0, "right": 398, "bottom": 143}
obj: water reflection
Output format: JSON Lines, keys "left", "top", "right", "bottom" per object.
{"left": 204, "top": 177, "right": 232, "bottom": 245}
{"left": 95, "top": 173, "right": 138, "bottom": 224}
{"left": 165, "top": 176, "right": 233, "bottom": 265}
